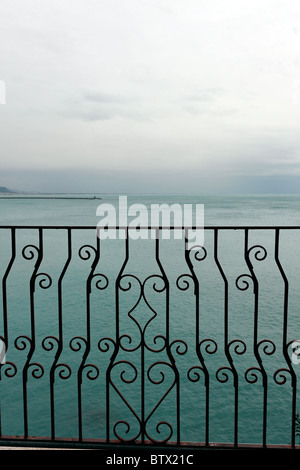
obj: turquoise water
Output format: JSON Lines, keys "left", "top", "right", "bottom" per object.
{"left": 0, "top": 194, "right": 300, "bottom": 446}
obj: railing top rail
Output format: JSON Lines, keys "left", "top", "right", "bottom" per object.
{"left": 0, "top": 225, "right": 299, "bottom": 230}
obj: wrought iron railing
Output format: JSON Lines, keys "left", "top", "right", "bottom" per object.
{"left": 0, "top": 225, "right": 300, "bottom": 449}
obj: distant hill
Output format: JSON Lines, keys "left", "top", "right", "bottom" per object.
{"left": 0, "top": 186, "right": 16, "bottom": 193}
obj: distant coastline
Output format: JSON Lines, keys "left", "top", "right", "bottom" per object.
{"left": 0, "top": 186, "right": 16, "bottom": 194}
{"left": 0, "top": 186, "right": 101, "bottom": 199}
{"left": 0, "top": 196, "right": 102, "bottom": 200}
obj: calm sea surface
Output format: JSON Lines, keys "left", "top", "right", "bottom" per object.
{"left": 0, "top": 193, "right": 300, "bottom": 446}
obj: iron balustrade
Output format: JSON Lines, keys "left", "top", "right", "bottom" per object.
{"left": 0, "top": 225, "right": 299, "bottom": 449}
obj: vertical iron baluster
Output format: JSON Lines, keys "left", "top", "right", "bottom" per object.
{"left": 23, "top": 228, "right": 43, "bottom": 439}
{"left": 49, "top": 228, "right": 72, "bottom": 441}
{"left": 214, "top": 229, "right": 239, "bottom": 447}
{"left": 274, "top": 228, "right": 296, "bottom": 448}
{"left": 244, "top": 229, "right": 268, "bottom": 447}
{"left": 0, "top": 228, "right": 16, "bottom": 436}
{"left": 77, "top": 234, "right": 100, "bottom": 441}
{"left": 107, "top": 228, "right": 129, "bottom": 443}
{"left": 141, "top": 257, "right": 145, "bottom": 444}
{"left": 2, "top": 228, "right": 16, "bottom": 350}
{"left": 184, "top": 228, "right": 210, "bottom": 446}
{"left": 155, "top": 228, "right": 180, "bottom": 445}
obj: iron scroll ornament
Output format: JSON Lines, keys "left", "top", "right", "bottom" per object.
{"left": 102, "top": 271, "right": 187, "bottom": 444}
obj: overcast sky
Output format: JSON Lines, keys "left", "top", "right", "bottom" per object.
{"left": 1, "top": 0, "right": 300, "bottom": 193}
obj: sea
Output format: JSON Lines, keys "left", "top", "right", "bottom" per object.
{"left": 0, "top": 193, "right": 300, "bottom": 447}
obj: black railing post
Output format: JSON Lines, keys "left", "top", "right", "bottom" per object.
{"left": 22, "top": 229, "right": 43, "bottom": 439}
{"left": 244, "top": 229, "right": 268, "bottom": 447}
{"left": 184, "top": 228, "right": 210, "bottom": 446}
{"left": 214, "top": 228, "right": 240, "bottom": 447}
{"left": 274, "top": 228, "right": 297, "bottom": 448}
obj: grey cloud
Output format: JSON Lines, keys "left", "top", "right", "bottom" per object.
{"left": 60, "top": 91, "right": 134, "bottom": 121}
{"left": 73, "top": 109, "right": 115, "bottom": 121}
{"left": 210, "top": 107, "right": 238, "bottom": 116}
{"left": 182, "top": 105, "right": 207, "bottom": 115}
{"left": 73, "top": 106, "right": 151, "bottom": 122}
{"left": 180, "top": 88, "right": 230, "bottom": 115}
{"left": 83, "top": 91, "right": 128, "bottom": 104}
{"left": 62, "top": 89, "right": 162, "bottom": 122}
{"left": 187, "top": 93, "right": 215, "bottom": 103}
{"left": 62, "top": 86, "right": 228, "bottom": 122}
{"left": 186, "top": 88, "right": 224, "bottom": 103}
